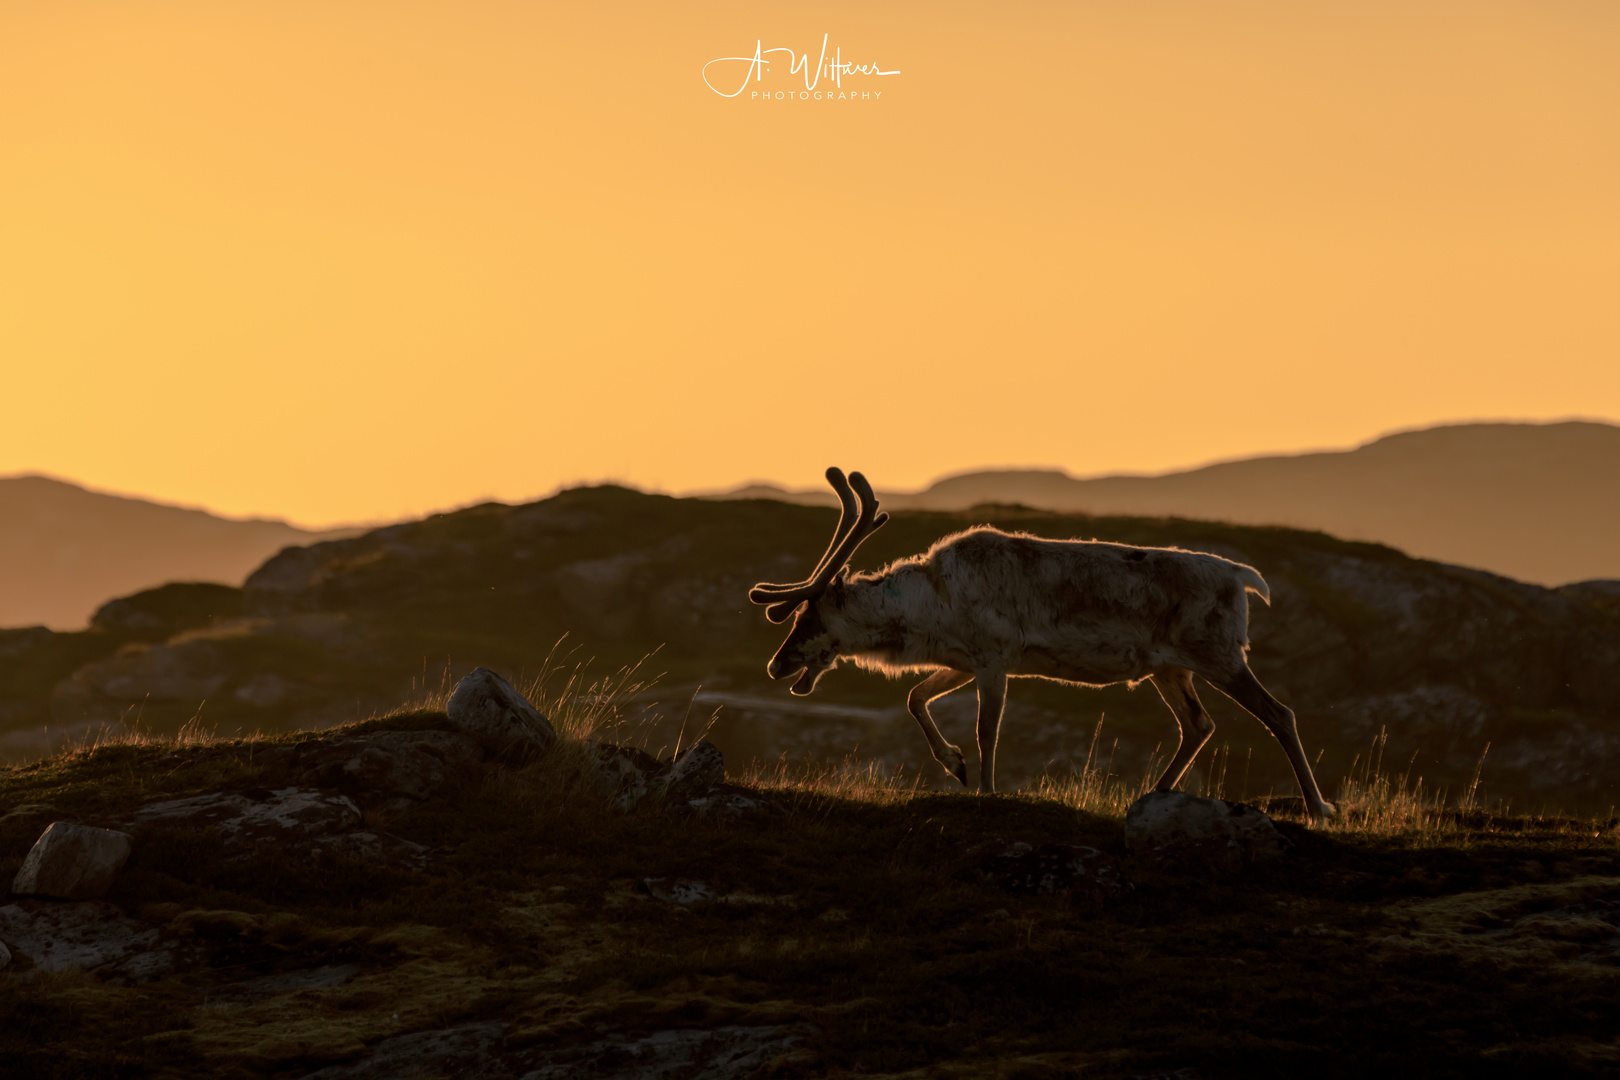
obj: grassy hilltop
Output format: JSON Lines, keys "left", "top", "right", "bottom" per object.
{"left": 2, "top": 485, "right": 1619, "bottom": 1076}
{"left": 1, "top": 694, "right": 1617, "bottom": 1078}
{"left": 4, "top": 485, "right": 1619, "bottom": 815}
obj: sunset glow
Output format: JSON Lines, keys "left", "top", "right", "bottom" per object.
{"left": 3, "top": 1, "right": 1617, "bottom": 526}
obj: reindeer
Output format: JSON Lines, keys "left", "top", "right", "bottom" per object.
{"left": 749, "top": 468, "right": 1336, "bottom": 820}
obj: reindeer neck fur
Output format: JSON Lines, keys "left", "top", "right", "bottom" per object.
{"left": 822, "top": 564, "right": 946, "bottom": 677}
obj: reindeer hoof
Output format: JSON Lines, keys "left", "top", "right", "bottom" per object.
{"left": 943, "top": 746, "right": 969, "bottom": 787}
{"left": 1311, "top": 801, "right": 1339, "bottom": 822}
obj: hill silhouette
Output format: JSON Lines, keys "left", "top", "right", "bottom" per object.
{"left": 0, "top": 475, "right": 352, "bottom": 630}
{"left": 4, "top": 485, "right": 1618, "bottom": 814}
{"left": 719, "top": 421, "right": 1620, "bottom": 586}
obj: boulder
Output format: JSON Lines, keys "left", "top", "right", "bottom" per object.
{"left": 666, "top": 739, "right": 726, "bottom": 792}
{"left": 289, "top": 730, "right": 484, "bottom": 802}
{"left": 0, "top": 939, "right": 10, "bottom": 971}
{"left": 593, "top": 740, "right": 774, "bottom": 819}
{"left": 594, "top": 744, "right": 670, "bottom": 811}
{"left": 11, "top": 822, "right": 133, "bottom": 900}
{"left": 446, "top": 668, "right": 556, "bottom": 758}
{"left": 684, "top": 786, "right": 775, "bottom": 822}
{"left": 641, "top": 877, "right": 717, "bottom": 906}
{"left": 1125, "top": 792, "right": 1290, "bottom": 872}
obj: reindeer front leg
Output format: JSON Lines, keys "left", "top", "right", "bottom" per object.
{"left": 906, "top": 669, "right": 974, "bottom": 786}
{"left": 975, "top": 670, "right": 1009, "bottom": 793}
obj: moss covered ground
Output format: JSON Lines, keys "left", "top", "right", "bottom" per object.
{"left": 1, "top": 710, "right": 1617, "bottom": 1080}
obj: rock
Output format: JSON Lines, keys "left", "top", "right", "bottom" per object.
{"left": 641, "top": 877, "right": 717, "bottom": 906}
{"left": 0, "top": 901, "right": 192, "bottom": 980}
{"left": 666, "top": 739, "right": 726, "bottom": 791}
{"left": 1125, "top": 792, "right": 1290, "bottom": 872}
{"left": 11, "top": 822, "right": 133, "bottom": 900}
{"left": 0, "top": 939, "right": 10, "bottom": 971}
{"left": 289, "top": 730, "right": 484, "bottom": 802}
{"left": 957, "top": 838, "right": 1128, "bottom": 901}
{"left": 131, "top": 787, "right": 362, "bottom": 848}
{"left": 594, "top": 744, "right": 671, "bottom": 811}
{"left": 0, "top": 804, "right": 74, "bottom": 847}
{"left": 593, "top": 741, "right": 773, "bottom": 819}
{"left": 445, "top": 668, "right": 555, "bottom": 759}
{"left": 128, "top": 787, "right": 428, "bottom": 870}
{"left": 684, "top": 785, "right": 775, "bottom": 822}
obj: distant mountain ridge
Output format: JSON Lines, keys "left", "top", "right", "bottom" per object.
{"left": 6, "top": 421, "right": 1615, "bottom": 629}
{"left": 0, "top": 475, "right": 353, "bottom": 630}
{"left": 716, "top": 421, "right": 1620, "bottom": 586}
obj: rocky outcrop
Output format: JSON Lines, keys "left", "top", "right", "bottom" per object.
{"left": 0, "top": 900, "right": 198, "bottom": 981}
{"left": 9, "top": 484, "right": 1620, "bottom": 809}
{"left": 1125, "top": 792, "right": 1290, "bottom": 872}
{"left": 11, "top": 822, "right": 133, "bottom": 900}
{"left": 125, "top": 786, "right": 428, "bottom": 870}
{"left": 271, "top": 729, "right": 485, "bottom": 805}
{"left": 666, "top": 739, "right": 725, "bottom": 790}
{"left": 595, "top": 744, "right": 667, "bottom": 812}
{"left": 445, "top": 668, "right": 555, "bottom": 758}
{"left": 641, "top": 877, "right": 718, "bottom": 906}
{"left": 594, "top": 739, "right": 772, "bottom": 820}
{"left": 131, "top": 787, "right": 363, "bottom": 846}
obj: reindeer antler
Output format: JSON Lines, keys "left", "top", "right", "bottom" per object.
{"left": 749, "top": 467, "right": 889, "bottom": 623}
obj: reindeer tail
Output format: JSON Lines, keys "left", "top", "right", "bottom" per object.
{"left": 1234, "top": 564, "right": 1271, "bottom": 606}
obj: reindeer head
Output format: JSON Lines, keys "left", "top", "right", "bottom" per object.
{"left": 749, "top": 468, "right": 888, "bottom": 696}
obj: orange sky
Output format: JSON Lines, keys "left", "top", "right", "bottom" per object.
{"left": 3, "top": 1, "right": 1617, "bottom": 527}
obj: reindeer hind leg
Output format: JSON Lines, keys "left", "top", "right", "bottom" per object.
{"left": 1150, "top": 667, "right": 1215, "bottom": 793}
{"left": 1209, "top": 664, "right": 1336, "bottom": 820}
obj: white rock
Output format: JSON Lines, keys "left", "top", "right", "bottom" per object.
{"left": 0, "top": 902, "right": 164, "bottom": 974}
{"left": 666, "top": 739, "right": 725, "bottom": 791}
{"left": 1125, "top": 791, "right": 1290, "bottom": 872}
{"left": 642, "top": 877, "right": 716, "bottom": 905}
{"left": 11, "top": 822, "right": 134, "bottom": 900}
{"left": 594, "top": 744, "right": 668, "bottom": 811}
{"left": 132, "top": 787, "right": 361, "bottom": 848}
{"left": 445, "top": 668, "right": 555, "bottom": 758}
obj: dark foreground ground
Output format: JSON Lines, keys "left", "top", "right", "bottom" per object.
{"left": 1, "top": 713, "right": 1618, "bottom": 1080}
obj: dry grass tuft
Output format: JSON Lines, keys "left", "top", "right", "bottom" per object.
{"left": 519, "top": 637, "right": 661, "bottom": 746}
{"left": 23, "top": 653, "right": 1616, "bottom": 849}
{"left": 49, "top": 704, "right": 236, "bottom": 761}
{"left": 1024, "top": 717, "right": 1166, "bottom": 818}
{"left": 744, "top": 755, "right": 929, "bottom": 808}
